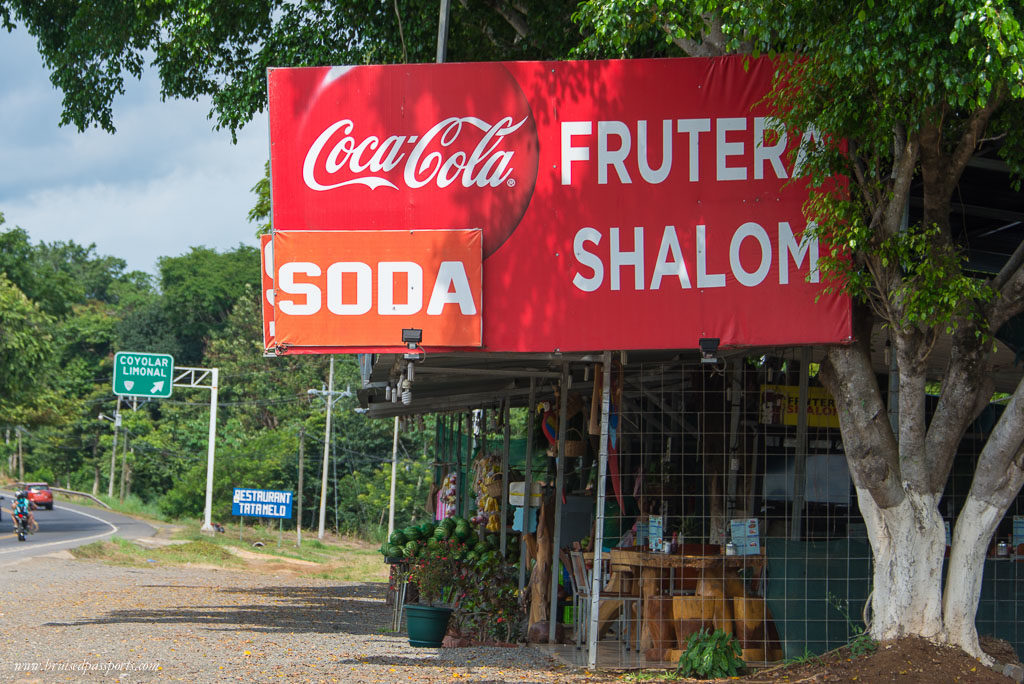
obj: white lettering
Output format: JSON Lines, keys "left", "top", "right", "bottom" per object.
{"left": 676, "top": 118, "right": 711, "bottom": 182}
{"left": 326, "top": 262, "right": 372, "bottom": 315}
{"left": 378, "top": 262, "right": 423, "bottom": 315}
{"left": 305, "top": 116, "right": 525, "bottom": 192}
{"left": 598, "top": 121, "right": 632, "bottom": 184}
{"left": 427, "top": 262, "right": 477, "bottom": 315}
{"left": 561, "top": 121, "right": 592, "bottom": 185}
{"left": 650, "top": 226, "right": 692, "bottom": 290}
{"left": 730, "top": 222, "right": 772, "bottom": 287}
{"left": 278, "top": 263, "right": 322, "bottom": 315}
{"left": 716, "top": 118, "right": 747, "bottom": 181}
{"left": 572, "top": 228, "right": 603, "bottom": 292}
{"left": 637, "top": 120, "right": 673, "bottom": 184}
{"left": 779, "top": 221, "right": 819, "bottom": 283}
{"left": 610, "top": 227, "right": 644, "bottom": 291}
{"left": 696, "top": 226, "right": 726, "bottom": 288}
{"left": 754, "top": 117, "right": 788, "bottom": 180}
{"left": 793, "top": 125, "right": 822, "bottom": 177}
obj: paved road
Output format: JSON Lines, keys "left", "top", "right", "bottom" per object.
{"left": 0, "top": 492, "right": 156, "bottom": 565}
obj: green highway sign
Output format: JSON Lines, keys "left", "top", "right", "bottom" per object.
{"left": 113, "top": 351, "right": 174, "bottom": 398}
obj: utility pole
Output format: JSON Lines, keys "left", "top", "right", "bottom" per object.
{"left": 388, "top": 415, "right": 400, "bottom": 540}
{"left": 17, "top": 427, "right": 23, "bottom": 481}
{"left": 307, "top": 358, "right": 353, "bottom": 540}
{"left": 100, "top": 396, "right": 122, "bottom": 496}
{"left": 297, "top": 426, "right": 305, "bottom": 547}
{"left": 319, "top": 356, "right": 335, "bottom": 540}
{"left": 119, "top": 425, "right": 129, "bottom": 502}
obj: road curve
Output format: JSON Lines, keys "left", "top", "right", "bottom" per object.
{"left": 0, "top": 492, "right": 157, "bottom": 565}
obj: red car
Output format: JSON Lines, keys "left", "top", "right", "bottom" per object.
{"left": 19, "top": 482, "right": 53, "bottom": 510}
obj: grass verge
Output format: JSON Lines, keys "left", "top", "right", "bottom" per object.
{"left": 71, "top": 536, "right": 243, "bottom": 568}
{"left": 70, "top": 520, "right": 390, "bottom": 582}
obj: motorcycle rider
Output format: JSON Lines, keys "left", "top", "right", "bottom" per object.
{"left": 11, "top": 490, "right": 37, "bottom": 533}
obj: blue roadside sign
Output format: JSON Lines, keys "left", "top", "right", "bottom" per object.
{"left": 231, "top": 488, "right": 293, "bottom": 519}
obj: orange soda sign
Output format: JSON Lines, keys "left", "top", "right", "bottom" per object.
{"left": 272, "top": 229, "right": 482, "bottom": 349}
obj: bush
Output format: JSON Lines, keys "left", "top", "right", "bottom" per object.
{"left": 676, "top": 628, "right": 745, "bottom": 679}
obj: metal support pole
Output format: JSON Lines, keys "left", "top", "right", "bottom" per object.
{"left": 790, "top": 349, "right": 811, "bottom": 541}
{"left": 297, "top": 426, "right": 305, "bottom": 546}
{"left": 436, "top": 0, "right": 451, "bottom": 63}
{"left": 519, "top": 379, "right": 537, "bottom": 591}
{"left": 200, "top": 368, "right": 220, "bottom": 533}
{"left": 119, "top": 425, "right": 129, "bottom": 502}
{"left": 108, "top": 396, "right": 122, "bottom": 497}
{"left": 548, "top": 362, "right": 570, "bottom": 644}
{"left": 500, "top": 394, "right": 511, "bottom": 556}
{"left": 318, "top": 356, "right": 335, "bottom": 539}
{"left": 725, "top": 359, "right": 743, "bottom": 519}
{"left": 588, "top": 351, "right": 613, "bottom": 667}
{"left": 388, "top": 415, "right": 400, "bottom": 540}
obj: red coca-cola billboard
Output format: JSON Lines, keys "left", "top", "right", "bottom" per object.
{"left": 268, "top": 57, "right": 851, "bottom": 353}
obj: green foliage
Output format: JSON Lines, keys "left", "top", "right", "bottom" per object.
{"left": 828, "top": 592, "right": 878, "bottom": 657}
{"left": 4, "top": 0, "right": 587, "bottom": 138}
{"left": 577, "top": 1, "right": 1024, "bottom": 338}
{"left": 675, "top": 628, "right": 745, "bottom": 679}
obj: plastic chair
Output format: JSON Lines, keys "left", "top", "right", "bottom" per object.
{"left": 569, "top": 550, "right": 642, "bottom": 652}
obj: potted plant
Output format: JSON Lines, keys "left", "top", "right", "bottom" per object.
{"left": 405, "top": 539, "right": 461, "bottom": 647}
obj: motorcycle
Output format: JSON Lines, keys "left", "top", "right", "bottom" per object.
{"left": 13, "top": 509, "right": 29, "bottom": 542}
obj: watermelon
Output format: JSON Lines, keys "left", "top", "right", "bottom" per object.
{"left": 455, "top": 523, "right": 470, "bottom": 540}
{"left": 404, "top": 525, "right": 422, "bottom": 541}
{"left": 404, "top": 540, "right": 418, "bottom": 557}
{"left": 432, "top": 526, "right": 447, "bottom": 542}
{"left": 419, "top": 521, "right": 435, "bottom": 538}
{"left": 386, "top": 544, "right": 404, "bottom": 558}
{"left": 389, "top": 530, "right": 407, "bottom": 546}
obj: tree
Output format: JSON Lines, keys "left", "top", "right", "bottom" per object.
{"left": 578, "top": 0, "right": 1024, "bottom": 659}
{"left": 2, "top": 0, "right": 589, "bottom": 138}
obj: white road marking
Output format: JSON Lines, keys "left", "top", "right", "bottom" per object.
{"left": 0, "top": 502, "right": 119, "bottom": 555}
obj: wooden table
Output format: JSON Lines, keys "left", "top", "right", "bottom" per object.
{"left": 596, "top": 547, "right": 766, "bottom": 651}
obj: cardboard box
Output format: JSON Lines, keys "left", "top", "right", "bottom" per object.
{"left": 509, "top": 481, "right": 542, "bottom": 507}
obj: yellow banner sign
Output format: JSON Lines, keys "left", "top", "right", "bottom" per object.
{"left": 759, "top": 384, "right": 839, "bottom": 429}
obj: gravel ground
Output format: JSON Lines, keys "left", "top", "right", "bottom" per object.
{"left": 0, "top": 554, "right": 606, "bottom": 683}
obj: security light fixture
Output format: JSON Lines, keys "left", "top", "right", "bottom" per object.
{"left": 699, "top": 337, "right": 720, "bottom": 365}
{"left": 402, "top": 328, "right": 423, "bottom": 348}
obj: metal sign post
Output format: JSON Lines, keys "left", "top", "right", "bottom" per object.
{"left": 174, "top": 367, "right": 220, "bottom": 534}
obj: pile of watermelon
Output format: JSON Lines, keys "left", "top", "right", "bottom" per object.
{"left": 379, "top": 515, "right": 519, "bottom": 568}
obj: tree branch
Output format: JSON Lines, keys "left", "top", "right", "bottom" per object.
{"left": 820, "top": 309, "right": 904, "bottom": 509}
{"left": 479, "top": 0, "right": 529, "bottom": 41}
{"left": 880, "top": 133, "right": 918, "bottom": 237}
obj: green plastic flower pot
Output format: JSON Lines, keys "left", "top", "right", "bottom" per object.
{"left": 405, "top": 604, "right": 453, "bottom": 647}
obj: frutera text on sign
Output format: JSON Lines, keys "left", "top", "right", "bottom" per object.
{"left": 273, "top": 229, "right": 482, "bottom": 349}
{"left": 113, "top": 351, "right": 174, "bottom": 397}
{"left": 268, "top": 57, "right": 852, "bottom": 353}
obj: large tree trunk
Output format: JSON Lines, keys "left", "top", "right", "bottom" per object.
{"left": 860, "top": 491, "right": 945, "bottom": 640}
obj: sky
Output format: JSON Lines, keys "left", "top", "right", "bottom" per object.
{"left": 0, "top": 27, "right": 268, "bottom": 274}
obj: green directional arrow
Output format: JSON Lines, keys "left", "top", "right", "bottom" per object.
{"left": 113, "top": 352, "right": 174, "bottom": 398}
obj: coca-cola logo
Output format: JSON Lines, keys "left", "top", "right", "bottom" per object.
{"left": 281, "top": 63, "right": 539, "bottom": 258}
{"left": 304, "top": 116, "right": 528, "bottom": 191}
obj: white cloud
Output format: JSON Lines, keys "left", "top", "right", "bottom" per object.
{"left": 0, "top": 26, "right": 268, "bottom": 273}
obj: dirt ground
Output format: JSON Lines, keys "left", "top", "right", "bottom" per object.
{"left": 726, "top": 635, "right": 1018, "bottom": 683}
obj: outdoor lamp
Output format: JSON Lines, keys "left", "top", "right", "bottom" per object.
{"left": 401, "top": 328, "right": 423, "bottom": 348}
{"left": 699, "top": 337, "right": 720, "bottom": 365}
